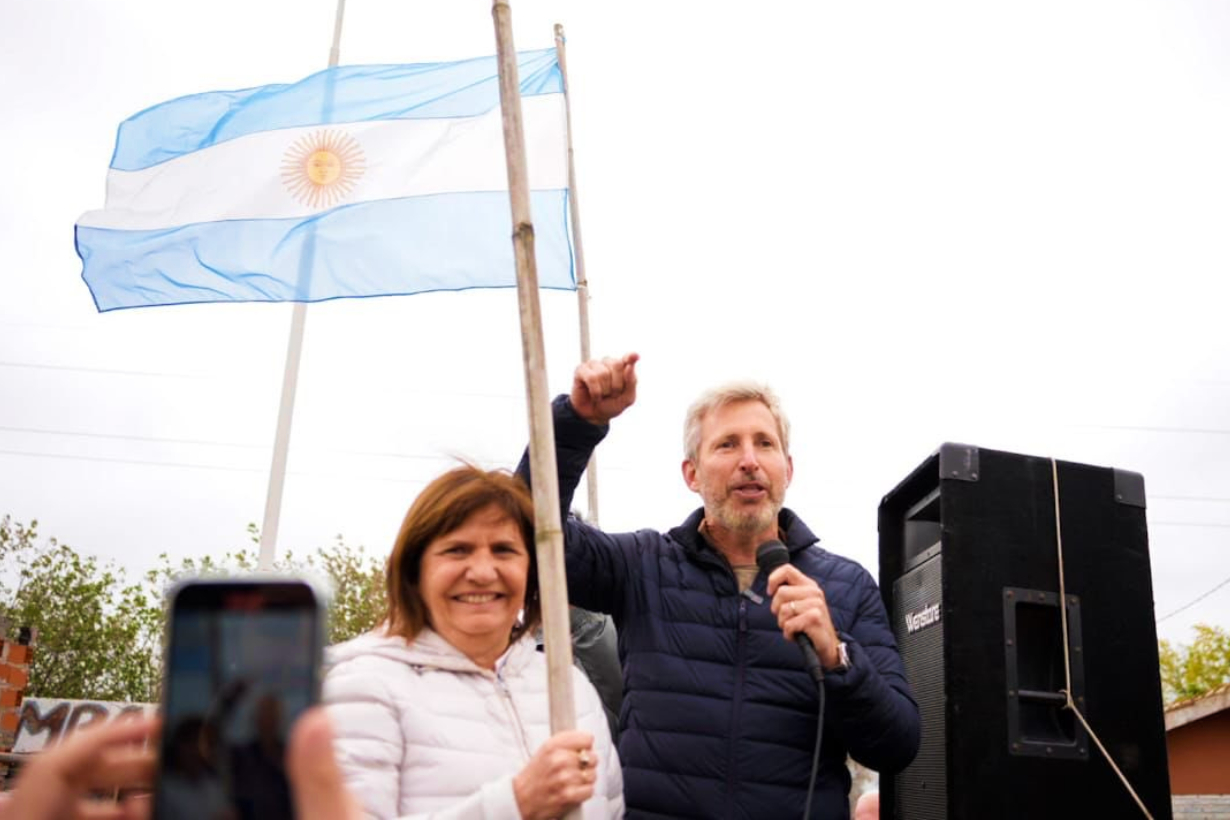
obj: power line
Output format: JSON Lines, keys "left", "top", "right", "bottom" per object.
{"left": 0, "top": 448, "right": 439, "bottom": 484}
{"left": 0, "top": 425, "right": 265, "bottom": 449}
{"left": 1151, "top": 495, "right": 1230, "bottom": 503}
{"left": 4, "top": 444, "right": 1226, "bottom": 527}
{"left": 0, "top": 361, "right": 526, "bottom": 401}
{"left": 1076, "top": 423, "right": 1230, "bottom": 436}
{"left": 0, "top": 360, "right": 199, "bottom": 379}
{"left": 0, "top": 320, "right": 98, "bottom": 331}
{"left": 1157, "top": 573, "right": 1230, "bottom": 623}
{"left": 0, "top": 448, "right": 262, "bottom": 473}
{"left": 0, "top": 425, "right": 465, "bottom": 463}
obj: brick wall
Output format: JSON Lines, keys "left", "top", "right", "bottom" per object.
{"left": 0, "top": 626, "right": 34, "bottom": 753}
{"left": 0, "top": 623, "right": 35, "bottom": 790}
{"left": 1173, "top": 795, "right": 1230, "bottom": 819}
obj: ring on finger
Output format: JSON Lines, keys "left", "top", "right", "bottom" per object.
{"left": 578, "top": 749, "right": 592, "bottom": 770}
{"left": 789, "top": 601, "right": 798, "bottom": 616}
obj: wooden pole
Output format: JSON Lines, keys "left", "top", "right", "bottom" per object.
{"left": 491, "top": 1, "right": 578, "bottom": 741}
{"left": 258, "top": 0, "right": 348, "bottom": 570}
{"left": 553, "top": 24, "right": 601, "bottom": 526}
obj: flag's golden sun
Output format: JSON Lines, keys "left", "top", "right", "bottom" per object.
{"left": 281, "top": 129, "right": 366, "bottom": 209}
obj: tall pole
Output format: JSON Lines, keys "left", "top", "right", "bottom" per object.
{"left": 491, "top": 0, "right": 579, "bottom": 753}
{"left": 553, "top": 24, "right": 601, "bottom": 526}
{"left": 258, "top": 0, "right": 348, "bottom": 570}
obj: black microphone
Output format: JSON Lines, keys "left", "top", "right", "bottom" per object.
{"left": 756, "top": 540, "right": 825, "bottom": 685}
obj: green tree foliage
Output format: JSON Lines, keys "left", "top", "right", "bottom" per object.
{"left": 0, "top": 516, "right": 386, "bottom": 702}
{"left": 152, "top": 524, "right": 387, "bottom": 646}
{"left": 1159, "top": 623, "right": 1230, "bottom": 704}
{"left": 311, "top": 535, "right": 386, "bottom": 646}
{"left": 0, "top": 516, "right": 159, "bottom": 701}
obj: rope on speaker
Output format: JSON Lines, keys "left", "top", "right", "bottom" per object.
{"left": 1050, "top": 458, "right": 1156, "bottom": 820}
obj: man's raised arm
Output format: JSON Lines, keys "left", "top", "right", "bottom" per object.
{"left": 570, "top": 353, "right": 639, "bottom": 427}
{"left": 515, "top": 353, "right": 639, "bottom": 511}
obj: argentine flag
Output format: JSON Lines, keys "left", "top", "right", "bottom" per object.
{"left": 75, "top": 49, "right": 572, "bottom": 312}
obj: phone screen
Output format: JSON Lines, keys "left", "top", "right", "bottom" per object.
{"left": 154, "top": 580, "right": 322, "bottom": 820}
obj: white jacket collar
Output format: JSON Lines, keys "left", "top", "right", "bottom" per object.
{"left": 326, "top": 626, "right": 538, "bottom": 677}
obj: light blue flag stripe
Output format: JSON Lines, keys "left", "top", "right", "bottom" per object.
{"left": 77, "top": 190, "right": 573, "bottom": 312}
{"left": 112, "top": 48, "right": 562, "bottom": 172}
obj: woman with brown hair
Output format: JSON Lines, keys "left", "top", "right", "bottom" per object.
{"left": 323, "top": 465, "right": 623, "bottom": 820}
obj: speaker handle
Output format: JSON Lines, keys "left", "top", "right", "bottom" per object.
{"left": 1003, "top": 587, "right": 1089, "bottom": 760}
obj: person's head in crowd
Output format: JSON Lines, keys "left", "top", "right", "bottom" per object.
{"left": 325, "top": 463, "right": 621, "bottom": 819}
{"left": 383, "top": 464, "right": 539, "bottom": 669}
{"left": 683, "top": 381, "right": 792, "bottom": 463}
{"left": 535, "top": 352, "right": 919, "bottom": 818}
{"left": 681, "top": 380, "right": 795, "bottom": 544}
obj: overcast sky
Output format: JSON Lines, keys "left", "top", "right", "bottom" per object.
{"left": 2, "top": 0, "right": 1228, "bottom": 647}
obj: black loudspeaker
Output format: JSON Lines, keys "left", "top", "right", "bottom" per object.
{"left": 878, "top": 444, "right": 1172, "bottom": 819}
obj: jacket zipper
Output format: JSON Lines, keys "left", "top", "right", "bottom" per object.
{"left": 725, "top": 594, "right": 751, "bottom": 819}
{"left": 494, "top": 667, "right": 534, "bottom": 762}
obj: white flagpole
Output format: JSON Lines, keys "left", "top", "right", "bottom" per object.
{"left": 491, "top": 0, "right": 580, "bottom": 761}
{"left": 553, "top": 24, "right": 601, "bottom": 527}
{"left": 258, "top": 0, "right": 348, "bottom": 570}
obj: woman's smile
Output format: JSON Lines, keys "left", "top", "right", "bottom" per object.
{"left": 419, "top": 503, "right": 530, "bottom": 662}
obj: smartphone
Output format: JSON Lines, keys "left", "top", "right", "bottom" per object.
{"left": 153, "top": 578, "right": 325, "bottom": 820}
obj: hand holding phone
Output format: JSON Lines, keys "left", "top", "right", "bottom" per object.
{"left": 286, "top": 707, "right": 364, "bottom": 820}
{"left": 154, "top": 579, "right": 324, "bottom": 820}
{"left": 2, "top": 715, "right": 157, "bottom": 820}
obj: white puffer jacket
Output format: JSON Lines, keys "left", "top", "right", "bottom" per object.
{"left": 323, "top": 628, "right": 624, "bottom": 820}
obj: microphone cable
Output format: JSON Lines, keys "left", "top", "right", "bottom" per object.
{"left": 804, "top": 679, "right": 825, "bottom": 819}
{"left": 754, "top": 538, "right": 829, "bottom": 820}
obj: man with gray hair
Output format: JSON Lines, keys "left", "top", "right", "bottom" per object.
{"left": 518, "top": 353, "right": 919, "bottom": 819}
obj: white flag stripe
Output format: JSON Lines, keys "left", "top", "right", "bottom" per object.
{"left": 78, "top": 95, "right": 566, "bottom": 231}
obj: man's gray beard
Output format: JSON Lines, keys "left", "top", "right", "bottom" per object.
{"left": 711, "top": 502, "right": 780, "bottom": 535}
